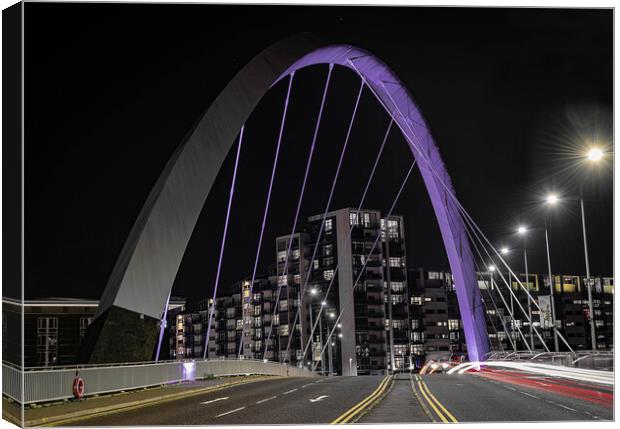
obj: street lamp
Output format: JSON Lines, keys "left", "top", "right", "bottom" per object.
{"left": 586, "top": 147, "right": 604, "bottom": 162}
{"left": 497, "top": 247, "right": 516, "bottom": 349}
{"left": 581, "top": 147, "right": 605, "bottom": 350}
{"left": 517, "top": 225, "right": 534, "bottom": 350}
{"left": 544, "top": 195, "right": 560, "bottom": 352}
{"left": 310, "top": 288, "right": 318, "bottom": 295}
{"left": 546, "top": 194, "right": 559, "bottom": 205}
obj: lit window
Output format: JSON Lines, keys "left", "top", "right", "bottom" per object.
{"left": 278, "top": 275, "right": 288, "bottom": 287}
{"left": 392, "top": 295, "right": 404, "bottom": 304}
{"left": 279, "top": 299, "right": 288, "bottom": 311}
{"left": 325, "top": 219, "right": 333, "bottom": 232}
{"left": 292, "top": 249, "right": 300, "bottom": 260}
{"left": 350, "top": 212, "right": 359, "bottom": 226}
{"left": 278, "top": 325, "right": 289, "bottom": 336}
{"left": 448, "top": 319, "right": 460, "bottom": 330}
{"left": 390, "top": 281, "right": 404, "bottom": 292}
{"left": 389, "top": 257, "right": 402, "bottom": 267}
{"left": 313, "top": 259, "right": 319, "bottom": 270}
{"left": 323, "top": 270, "right": 335, "bottom": 281}
{"left": 363, "top": 212, "right": 371, "bottom": 227}
{"left": 277, "top": 250, "right": 287, "bottom": 262}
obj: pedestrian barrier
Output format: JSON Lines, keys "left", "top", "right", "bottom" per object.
{"left": 2, "top": 358, "right": 314, "bottom": 405}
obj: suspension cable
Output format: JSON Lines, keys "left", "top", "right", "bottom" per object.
{"left": 352, "top": 62, "right": 574, "bottom": 354}
{"left": 203, "top": 127, "right": 245, "bottom": 359}
{"left": 464, "top": 229, "right": 512, "bottom": 352}
{"left": 238, "top": 73, "right": 295, "bottom": 358}
{"left": 262, "top": 64, "right": 334, "bottom": 361}
{"left": 458, "top": 204, "right": 548, "bottom": 352}
{"left": 291, "top": 119, "right": 394, "bottom": 364}
{"left": 282, "top": 78, "right": 366, "bottom": 362}
{"left": 302, "top": 159, "right": 416, "bottom": 371}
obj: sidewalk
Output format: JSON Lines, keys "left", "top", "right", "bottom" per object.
{"left": 2, "top": 375, "right": 273, "bottom": 427}
{"left": 358, "top": 373, "right": 430, "bottom": 423}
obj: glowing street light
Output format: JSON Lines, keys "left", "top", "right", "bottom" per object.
{"left": 310, "top": 288, "right": 318, "bottom": 295}
{"left": 586, "top": 147, "right": 604, "bottom": 162}
{"left": 321, "top": 301, "right": 327, "bottom": 307}
{"left": 517, "top": 226, "right": 527, "bottom": 235}
{"left": 488, "top": 265, "right": 496, "bottom": 272}
{"left": 546, "top": 194, "right": 559, "bottom": 205}
{"left": 500, "top": 247, "right": 509, "bottom": 255}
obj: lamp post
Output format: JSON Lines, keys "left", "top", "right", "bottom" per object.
{"left": 499, "top": 247, "right": 516, "bottom": 348}
{"left": 544, "top": 194, "right": 560, "bottom": 352}
{"left": 517, "top": 226, "right": 535, "bottom": 350}
{"left": 582, "top": 147, "right": 604, "bottom": 351}
{"left": 488, "top": 265, "right": 507, "bottom": 350}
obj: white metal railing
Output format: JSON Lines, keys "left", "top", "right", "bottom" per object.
{"left": 3, "top": 358, "right": 314, "bottom": 404}
{"left": 2, "top": 362, "right": 22, "bottom": 402}
{"left": 482, "top": 350, "right": 613, "bottom": 371}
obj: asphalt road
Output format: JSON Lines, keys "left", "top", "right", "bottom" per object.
{"left": 59, "top": 368, "right": 613, "bottom": 425}
{"left": 65, "top": 375, "right": 387, "bottom": 425}
{"left": 419, "top": 368, "right": 613, "bottom": 422}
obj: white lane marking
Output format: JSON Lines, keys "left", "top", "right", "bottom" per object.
{"left": 555, "top": 403, "right": 577, "bottom": 412}
{"left": 503, "top": 385, "right": 517, "bottom": 391}
{"left": 256, "top": 396, "right": 277, "bottom": 404}
{"left": 283, "top": 388, "right": 298, "bottom": 395}
{"left": 309, "top": 395, "right": 329, "bottom": 403}
{"left": 215, "top": 407, "right": 246, "bottom": 418}
{"left": 302, "top": 383, "right": 314, "bottom": 388}
{"left": 519, "top": 391, "right": 540, "bottom": 399}
{"left": 201, "top": 397, "right": 229, "bottom": 405}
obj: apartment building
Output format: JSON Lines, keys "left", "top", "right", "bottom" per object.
{"left": 168, "top": 207, "right": 613, "bottom": 372}
{"left": 176, "top": 208, "right": 409, "bottom": 375}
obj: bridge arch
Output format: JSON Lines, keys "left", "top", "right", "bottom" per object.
{"left": 81, "top": 33, "right": 489, "bottom": 365}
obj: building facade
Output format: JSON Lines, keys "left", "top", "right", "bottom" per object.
{"left": 2, "top": 297, "right": 186, "bottom": 367}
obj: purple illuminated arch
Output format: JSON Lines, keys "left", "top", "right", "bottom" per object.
{"left": 85, "top": 34, "right": 489, "bottom": 364}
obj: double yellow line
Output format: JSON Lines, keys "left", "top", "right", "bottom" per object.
{"left": 331, "top": 375, "right": 393, "bottom": 424}
{"left": 414, "top": 375, "right": 458, "bottom": 423}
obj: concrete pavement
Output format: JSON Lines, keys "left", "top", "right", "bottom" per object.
{"left": 358, "top": 373, "right": 429, "bottom": 423}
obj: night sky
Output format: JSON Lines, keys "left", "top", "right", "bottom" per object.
{"left": 19, "top": 4, "right": 612, "bottom": 302}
